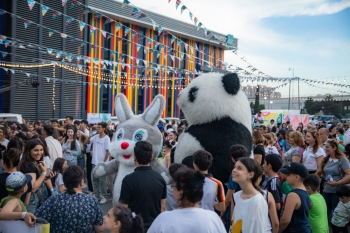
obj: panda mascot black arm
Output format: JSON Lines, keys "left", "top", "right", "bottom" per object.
{"left": 175, "top": 72, "right": 253, "bottom": 183}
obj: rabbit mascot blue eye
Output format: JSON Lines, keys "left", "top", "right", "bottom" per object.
{"left": 93, "top": 94, "right": 170, "bottom": 204}
{"left": 174, "top": 72, "right": 253, "bottom": 183}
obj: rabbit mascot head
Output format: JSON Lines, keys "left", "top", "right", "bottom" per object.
{"left": 93, "top": 93, "right": 170, "bottom": 204}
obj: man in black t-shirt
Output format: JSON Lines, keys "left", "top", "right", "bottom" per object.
{"left": 119, "top": 141, "right": 167, "bottom": 231}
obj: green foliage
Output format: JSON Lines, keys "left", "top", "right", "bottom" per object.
{"left": 304, "top": 95, "right": 344, "bottom": 116}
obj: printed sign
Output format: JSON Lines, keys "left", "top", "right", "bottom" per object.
{"left": 87, "top": 113, "right": 111, "bottom": 124}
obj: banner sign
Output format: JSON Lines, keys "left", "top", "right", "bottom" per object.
{"left": 87, "top": 113, "right": 111, "bottom": 123}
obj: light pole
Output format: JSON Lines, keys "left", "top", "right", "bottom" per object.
{"left": 270, "top": 101, "right": 273, "bottom": 109}
{"left": 288, "top": 68, "right": 294, "bottom": 110}
{"left": 264, "top": 97, "right": 267, "bottom": 109}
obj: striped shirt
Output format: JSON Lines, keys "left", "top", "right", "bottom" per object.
{"left": 199, "top": 174, "right": 225, "bottom": 211}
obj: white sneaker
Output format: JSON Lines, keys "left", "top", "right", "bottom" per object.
{"left": 99, "top": 196, "right": 107, "bottom": 204}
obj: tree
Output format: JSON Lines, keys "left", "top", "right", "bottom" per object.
{"left": 254, "top": 85, "right": 260, "bottom": 114}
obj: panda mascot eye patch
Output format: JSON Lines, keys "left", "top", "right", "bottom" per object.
{"left": 188, "top": 86, "right": 198, "bottom": 102}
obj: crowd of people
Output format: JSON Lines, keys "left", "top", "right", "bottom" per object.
{"left": 1, "top": 114, "right": 350, "bottom": 233}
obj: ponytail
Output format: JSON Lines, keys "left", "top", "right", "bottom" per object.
{"left": 131, "top": 215, "right": 144, "bottom": 233}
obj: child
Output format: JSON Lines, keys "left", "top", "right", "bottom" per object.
{"left": 331, "top": 185, "right": 350, "bottom": 233}
{"left": 279, "top": 163, "right": 312, "bottom": 233}
{"left": 263, "top": 154, "right": 283, "bottom": 214}
{"left": 0, "top": 171, "right": 36, "bottom": 226}
{"left": 51, "top": 158, "right": 68, "bottom": 193}
{"left": 279, "top": 166, "right": 294, "bottom": 218}
{"left": 303, "top": 174, "right": 328, "bottom": 233}
{"left": 192, "top": 150, "right": 225, "bottom": 214}
{"left": 103, "top": 205, "right": 144, "bottom": 233}
{"left": 166, "top": 163, "right": 188, "bottom": 211}
{"left": 231, "top": 157, "right": 268, "bottom": 232}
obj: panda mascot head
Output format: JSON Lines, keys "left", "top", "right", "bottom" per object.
{"left": 174, "top": 72, "right": 252, "bottom": 183}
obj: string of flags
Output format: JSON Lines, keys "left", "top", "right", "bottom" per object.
{"left": 0, "top": 66, "right": 189, "bottom": 90}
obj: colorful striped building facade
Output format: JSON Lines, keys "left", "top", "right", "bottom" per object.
{"left": 86, "top": 0, "right": 233, "bottom": 117}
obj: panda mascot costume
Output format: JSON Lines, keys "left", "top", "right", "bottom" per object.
{"left": 174, "top": 72, "right": 252, "bottom": 183}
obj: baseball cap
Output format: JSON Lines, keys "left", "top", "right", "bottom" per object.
{"left": 280, "top": 162, "right": 308, "bottom": 179}
{"left": 6, "top": 171, "right": 32, "bottom": 192}
{"left": 157, "top": 123, "right": 164, "bottom": 131}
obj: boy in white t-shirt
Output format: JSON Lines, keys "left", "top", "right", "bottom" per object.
{"left": 86, "top": 122, "right": 110, "bottom": 204}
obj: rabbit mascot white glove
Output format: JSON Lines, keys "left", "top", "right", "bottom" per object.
{"left": 92, "top": 94, "right": 170, "bottom": 204}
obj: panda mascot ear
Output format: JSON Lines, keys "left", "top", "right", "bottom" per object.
{"left": 222, "top": 73, "right": 240, "bottom": 95}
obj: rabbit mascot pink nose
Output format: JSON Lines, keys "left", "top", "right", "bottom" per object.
{"left": 92, "top": 94, "right": 170, "bottom": 204}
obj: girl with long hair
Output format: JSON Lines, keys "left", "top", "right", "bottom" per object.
{"left": 19, "top": 139, "right": 54, "bottom": 213}
{"left": 62, "top": 126, "right": 81, "bottom": 166}
{"left": 253, "top": 131, "right": 266, "bottom": 166}
{"left": 230, "top": 157, "right": 268, "bottom": 232}
{"left": 51, "top": 158, "right": 69, "bottom": 193}
{"left": 284, "top": 131, "right": 306, "bottom": 166}
{"left": 263, "top": 134, "right": 279, "bottom": 155}
{"left": 103, "top": 205, "right": 144, "bottom": 233}
{"left": 316, "top": 139, "right": 350, "bottom": 223}
{"left": 303, "top": 130, "right": 325, "bottom": 174}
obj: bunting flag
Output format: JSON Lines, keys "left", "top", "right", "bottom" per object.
{"left": 46, "top": 48, "right": 53, "bottom": 55}
{"left": 71, "top": 0, "right": 79, "bottom": 8}
{"left": 158, "top": 26, "right": 163, "bottom": 36}
{"left": 83, "top": 7, "right": 93, "bottom": 14}
{"left": 171, "top": 35, "right": 176, "bottom": 44}
{"left": 121, "top": 0, "right": 130, "bottom": 8}
{"left": 180, "top": 5, "right": 186, "bottom": 14}
{"left": 41, "top": 5, "right": 49, "bottom": 16}
{"left": 52, "top": 11, "right": 62, "bottom": 19}
{"left": 48, "top": 29, "right": 55, "bottom": 37}
{"left": 60, "top": 33, "right": 67, "bottom": 38}
{"left": 197, "top": 22, "right": 203, "bottom": 31}
{"left": 90, "top": 26, "right": 96, "bottom": 34}
{"left": 169, "top": 55, "right": 175, "bottom": 61}
{"left": 138, "top": 13, "right": 146, "bottom": 19}
{"left": 66, "top": 17, "right": 74, "bottom": 25}
{"left": 95, "top": 13, "right": 102, "bottom": 18}
{"left": 27, "top": 0, "right": 35, "bottom": 10}
{"left": 175, "top": 0, "right": 181, "bottom": 10}
{"left": 116, "top": 23, "right": 122, "bottom": 32}
{"left": 184, "top": 43, "right": 188, "bottom": 52}
{"left": 0, "top": 9, "right": 5, "bottom": 15}
{"left": 79, "top": 21, "right": 85, "bottom": 31}
{"left": 168, "top": 0, "right": 171, "bottom": 2}
{"left": 131, "top": 8, "right": 140, "bottom": 16}
{"left": 189, "top": 12, "right": 193, "bottom": 20}
{"left": 155, "top": 42, "right": 160, "bottom": 49}
{"left": 62, "top": 0, "right": 67, "bottom": 7}
{"left": 23, "top": 20, "right": 30, "bottom": 29}
{"left": 132, "top": 32, "right": 137, "bottom": 39}
{"left": 151, "top": 20, "right": 157, "bottom": 30}
{"left": 9, "top": 69, "right": 15, "bottom": 74}
{"left": 193, "top": 17, "right": 198, "bottom": 25}
{"left": 105, "top": 18, "right": 113, "bottom": 24}
{"left": 101, "top": 30, "right": 107, "bottom": 38}
{"left": 148, "top": 38, "right": 153, "bottom": 45}
{"left": 0, "top": 52, "right": 7, "bottom": 58}
{"left": 124, "top": 27, "right": 130, "bottom": 37}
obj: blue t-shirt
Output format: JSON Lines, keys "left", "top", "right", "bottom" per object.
{"left": 228, "top": 174, "right": 241, "bottom": 192}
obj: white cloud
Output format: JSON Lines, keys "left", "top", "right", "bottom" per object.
{"left": 116, "top": 0, "right": 350, "bottom": 96}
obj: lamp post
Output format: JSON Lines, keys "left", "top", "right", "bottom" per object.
{"left": 264, "top": 97, "right": 267, "bottom": 109}
{"left": 288, "top": 68, "right": 294, "bottom": 110}
{"left": 270, "top": 101, "right": 273, "bottom": 109}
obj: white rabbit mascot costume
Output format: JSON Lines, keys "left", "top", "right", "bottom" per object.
{"left": 92, "top": 94, "right": 170, "bottom": 204}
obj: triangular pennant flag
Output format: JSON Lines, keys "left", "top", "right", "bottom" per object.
{"left": 83, "top": 7, "right": 93, "bottom": 14}
{"left": 2, "top": 68, "right": 8, "bottom": 73}
{"left": 171, "top": 35, "right": 176, "bottom": 44}
{"left": 71, "top": 0, "right": 79, "bottom": 8}
{"left": 25, "top": 73, "right": 31, "bottom": 77}
{"left": 189, "top": 46, "right": 193, "bottom": 54}
{"left": 52, "top": 11, "right": 62, "bottom": 19}
{"left": 62, "top": 0, "right": 67, "bottom": 7}
{"left": 189, "top": 12, "right": 193, "bottom": 20}
{"left": 116, "top": 23, "right": 122, "bottom": 32}
{"left": 136, "top": 58, "right": 140, "bottom": 64}
{"left": 60, "top": 33, "right": 67, "bottom": 38}
{"left": 155, "top": 42, "right": 160, "bottom": 49}
{"left": 48, "top": 29, "right": 55, "bottom": 37}
{"left": 194, "top": 17, "right": 198, "bottom": 25}
{"left": 101, "top": 30, "right": 107, "bottom": 38}
{"left": 151, "top": 20, "right": 157, "bottom": 31}
{"left": 124, "top": 27, "right": 130, "bottom": 37}
{"left": 0, "top": 10, "right": 5, "bottom": 15}
{"left": 105, "top": 18, "right": 113, "bottom": 24}
{"left": 158, "top": 26, "right": 163, "bottom": 36}
{"left": 90, "top": 26, "right": 96, "bottom": 34}
{"left": 47, "top": 48, "right": 53, "bottom": 55}
{"left": 143, "top": 60, "right": 148, "bottom": 66}
{"left": 169, "top": 55, "right": 174, "bottom": 61}
{"left": 9, "top": 69, "right": 15, "bottom": 74}
{"left": 132, "top": 32, "right": 137, "bottom": 39}
{"left": 23, "top": 20, "right": 30, "bottom": 29}
{"left": 121, "top": 0, "right": 130, "bottom": 8}
{"left": 184, "top": 43, "right": 188, "bottom": 52}
{"left": 46, "top": 77, "right": 51, "bottom": 82}
{"left": 157, "top": 51, "right": 160, "bottom": 58}
{"left": 79, "top": 21, "right": 85, "bottom": 31}
{"left": 195, "top": 43, "right": 198, "bottom": 50}
{"left": 104, "top": 84, "right": 107, "bottom": 88}
{"left": 28, "top": 0, "right": 35, "bottom": 10}
{"left": 0, "top": 52, "right": 8, "bottom": 58}
{"left": 138, "top": 13, "right": 146, "bottom": 19}
{"left": 197, "top": 22, "right": 203, "bottom": 31}
{"left": 131, "top": 7, "right": 140, "bottom": 16}
{"left": 95, "top": 13, "right": 103, "bottom": 18}
{"left": 136, "top": 44, "right": 141, "bottom": 52}
{"left": 66, "top": 17, "right": 74, "bottom": 25}
{"left": 41, "top": 5, "right": 49, "bottom": 16}
{"left": 161, "top": 45, "right": 165, "bottom": 52}
{"left": 175, "top": 0, "right": 181, "bottom": 10}
{"left": 148, "top": 38, "right": 153, "bottom": 45}
{"left": 180, "top": 5, "right": 186, "bottom": 14}
{"left": 144, "top": 47, "right": 148, "bottom": 54}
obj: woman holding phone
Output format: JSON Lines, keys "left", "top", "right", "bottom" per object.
{"left": 62, "top": 126, "right": 81, "bottom": 166}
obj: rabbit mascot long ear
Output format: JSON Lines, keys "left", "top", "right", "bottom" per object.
{"left": 93, "top": 94, "right": 170, "bottom": 205}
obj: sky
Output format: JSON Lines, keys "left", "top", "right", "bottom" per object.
{"left": 117, "top": 0, "right": 350, "bottom": 97}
